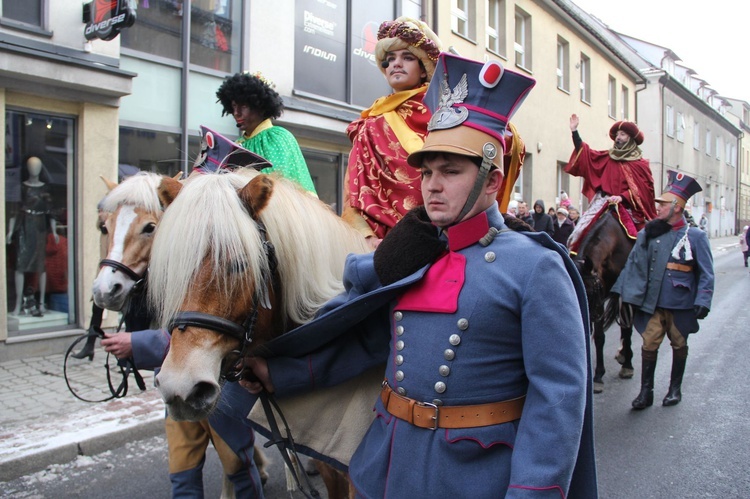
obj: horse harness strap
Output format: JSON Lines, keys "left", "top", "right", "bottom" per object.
{"left": 167, "top": 221, "right": 277, "bottom": 382}
{"left": 99, "top": 258, "right": 148, "bottom": 295}
{"left": 381, "top": 381, "right": 525, "bottom": 430}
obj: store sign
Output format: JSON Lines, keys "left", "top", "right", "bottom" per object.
{"left": 294, "top": 0, "right": 392, "bottom": 106}
{"left": 83, "top": 0, "right": 136, "bottom": 41}
{"left": 295, "top": 1, "right": 346, "bottom": 101}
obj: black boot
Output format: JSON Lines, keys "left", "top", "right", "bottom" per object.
{"left": 632, "top": 349, "right": 657, "bottom": 410}
{"left": 71, "top": 335, "right": 97, "bottom": 361}
{"left": 663, "top": 347, "right": 688, "bottom": 406}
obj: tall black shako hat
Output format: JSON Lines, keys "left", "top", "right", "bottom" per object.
{"left": 193, "top": 125, "right": 270, "bottom": 174}
{"left": 407, "top": 53, "right": 535, "bottom": 222}
{"left": 655, "top": 170, "right": 702, "bottom": 208}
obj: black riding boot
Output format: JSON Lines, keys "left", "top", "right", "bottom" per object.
{"left": 632, "top": 349, "right": 657, "bottom": 410}
{"left": 663, "top": 347, "right": 688, "bottom": 406}
{"left": 71, "top": 335, "right": 97, "bottom": 361}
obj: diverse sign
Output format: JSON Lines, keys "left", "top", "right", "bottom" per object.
{"left": 83, "top": 0, "right": 136, "bottom": 41}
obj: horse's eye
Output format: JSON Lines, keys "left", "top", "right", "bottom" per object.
{"left": 143, "top": 223, "right": 156, "bottom": 234}
{"left": 99, "top": 224, "right": 108, "bottom": 235}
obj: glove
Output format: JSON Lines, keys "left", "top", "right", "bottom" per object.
{"left": 373, "top": 206, "right": 447, "bottom": 286}
{"left": 694, "top": 305, "right": 709, "bottom": 320}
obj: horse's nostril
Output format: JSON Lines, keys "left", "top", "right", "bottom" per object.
{"left": 111, "top": 283, "right": 122, "bottom": 295}
{"left": 189, "top": 382, "right": 219, "bottom": 405}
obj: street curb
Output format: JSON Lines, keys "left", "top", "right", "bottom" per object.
{"left": 0, "top": 417, "right": 164, "bottom": 482}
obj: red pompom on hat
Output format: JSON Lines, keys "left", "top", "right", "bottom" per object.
{"left": 609, "top": 121, "right": 644, "bottom": 145}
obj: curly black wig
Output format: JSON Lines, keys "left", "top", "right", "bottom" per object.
{"left": 216, "top": 73, "right": 284, "bottom": 120}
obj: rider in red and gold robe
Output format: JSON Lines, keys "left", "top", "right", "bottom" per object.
{"left": 565, "top": 115, "right": 657, "bottom": 251}
{"left": 342, "top": 17, "right": 442, "bottom": 246}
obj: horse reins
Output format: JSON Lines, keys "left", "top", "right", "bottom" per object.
{"left": 166, "top": 221, "right": 321, "bottom": 498}
{"left": 64, "top": 258, "right": 149, "bottom": 402}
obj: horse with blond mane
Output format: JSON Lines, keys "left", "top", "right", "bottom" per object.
{"left": 88, "top": 171, "right": 269, "bottom": 497}
{"left": 149, "top": 168, "right": 371, "bottom": 497}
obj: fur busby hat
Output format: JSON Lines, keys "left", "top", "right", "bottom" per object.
{"left": 655, "top": 170, "right": 702, "bottom": 208}
{"left": 609, "top": 120, "right": 644, "bottom": 145}
{"left": 375, "top": 17, "right": 442, "bottom": 81}
{"left": 193, "top": 126, "right": 269, "bottom": 174}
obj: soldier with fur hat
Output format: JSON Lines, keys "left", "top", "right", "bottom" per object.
{"left": 613, "top": 171, "right": 714, "bottom": 409}
{"left": 241, "top": 53, "right": 597, "bottom": 497}
{"left": 565, "top": 114, "right": 657, "bottom": 251}
{"left": 342, "top": 16, "right": 442, "bottom": 247}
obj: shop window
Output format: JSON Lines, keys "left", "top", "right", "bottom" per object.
{"left": 119, "top": 127, "right": 183, "bottom": 179}
{"left": 190, "top": 0, "right": 242, "bottom": 73}
{"left": 121, "top": 0, "right": 241, "bottom": 73}
{"left": 1, "top": 1, "right": 43, "bottom": 28}
{"left": 302, "top": 150, "right": 342, "bottom": 212}
{"left": 5, "top": 110, "right": 75, "bottom": 335}
{"left": 121, "top": 0, "right": 183, "bottom": 61}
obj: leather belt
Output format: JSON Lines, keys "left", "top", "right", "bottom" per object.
{"left": 380, "top": 381, "right": 525, "bottom": 430}
{"left": 666, "top": 262, "right": 693, "bottom": 272}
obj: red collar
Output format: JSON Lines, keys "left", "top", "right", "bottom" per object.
{"left": 446, "top": 212, "right": 490, "bottom": 251}
{"left": 671, "top": 218, "right": 686, "bottom": 230}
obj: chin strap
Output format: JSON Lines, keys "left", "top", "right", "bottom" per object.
{"left": 454, "top": 142, "right": 497, "bottom": 225}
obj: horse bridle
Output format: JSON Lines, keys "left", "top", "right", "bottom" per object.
{"left": 99, "top": 258, "right": 148, "bottom": 296}
{"left": 167, "top": 222, "right": 279, "bottom": 382}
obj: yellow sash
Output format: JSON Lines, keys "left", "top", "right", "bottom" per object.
{"left": 362, "top": 85, "right": 427, "bottom": 154}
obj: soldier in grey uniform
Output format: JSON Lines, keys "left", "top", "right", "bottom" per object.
{"left": 613, "top": 171, "right": 714, "bottom": 409}
{"left": 241, "top": 53, "right": 597, "bottom": 498}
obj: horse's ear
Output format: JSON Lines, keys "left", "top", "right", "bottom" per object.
{"left": 100, "top": 175, "right": 118, "bottom": 192}
{"left": 172, "top": 171, "right": 184, "bottom": 181}
{"left": 158, "top": 177, "right": 183, "bottom": 208}
{"left": 238, "top": 175, "right": 274, "bottom": 220}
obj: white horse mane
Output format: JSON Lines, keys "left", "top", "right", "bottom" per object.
{"left": 149, "top": 169, "right": 371, "bottom": 329}
{"left": 98, "top": 172, "right": 164, "bottom": 213}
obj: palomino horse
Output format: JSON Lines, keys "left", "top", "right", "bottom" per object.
{"left": 90, "top": 171, "right": 270, "bottom": 495}
{"left": 572, "top": 203, "right": 636, "bottom": 393}
{"left": 149, "top": 169, "right": 371, "bottom": 496}
{"left": 92, "top": 172, "right": 166, "bottom": 312}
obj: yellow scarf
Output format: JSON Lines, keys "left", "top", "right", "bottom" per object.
{"left": 361, "top": 85, "right": 427, "bottom": 154}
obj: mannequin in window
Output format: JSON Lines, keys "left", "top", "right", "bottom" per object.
{"left": 6, "top": 157, "right": 58, "bottom": 316}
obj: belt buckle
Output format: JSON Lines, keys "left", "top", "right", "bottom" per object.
{"left": 417, "top": 401, "right": 439, "bottom": 431}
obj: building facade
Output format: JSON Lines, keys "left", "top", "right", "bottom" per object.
{"left": 723, "top": 98, "right": 750, "bottom": 231}
{"left": 616, "top": 34, "right": 741, "bottom": 237}
{"left": 1, "top": 0, "right": 422, "bottom": 359}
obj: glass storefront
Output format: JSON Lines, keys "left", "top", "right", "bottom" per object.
{"left": 119, "top": 127, "right": 184, "bottom": 179}
{"left": 121, "top": 0, "right": 242, "bottom": 74}
{"left": 5, "top": 110, "right": 76, "bottom": 335}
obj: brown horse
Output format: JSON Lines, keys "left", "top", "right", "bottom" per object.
{"left": 149, "top": 169, "right": 371, "bottom": 497}
{"left": 91, "top": 171, "right": 271, "bottom": 494}
{"left": 572, "top": 203, "right": 636, "bottom": 393}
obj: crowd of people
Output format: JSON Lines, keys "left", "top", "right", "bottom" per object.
{"left": 86, "top": 14, "right": 728, "bottom": 498}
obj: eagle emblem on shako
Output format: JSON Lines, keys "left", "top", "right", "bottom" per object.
{"left": 428, "top": 72, "right": 469, "bottom": 131}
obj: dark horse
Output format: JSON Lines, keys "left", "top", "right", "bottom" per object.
{"left": 573, "top": 203, "right": 636, "bottom": 393}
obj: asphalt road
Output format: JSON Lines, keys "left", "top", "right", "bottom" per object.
{"left": 3, "top": 245, "right": 748, "bottom": 498}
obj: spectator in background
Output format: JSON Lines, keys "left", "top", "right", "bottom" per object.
{"left": 568, "top": 207, "right": 580, "bottom": 226}
{"left": 532, "top": 199, "right": 554, "bottom": 236}
{"left": 552, "top": 207, "right": 575, "bottom": 248}
{"left": 740, "top": 225, "right": 749, "bottom": 267}
{"left": 517, "top": 201, "right": 534, "bottom": 226}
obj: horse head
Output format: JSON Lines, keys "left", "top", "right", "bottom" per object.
{"left": 92, "top": 172, "right": 178, "bottom": 311}
{"left": 150, "top": 170, "right": 370, "bottom": 421}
